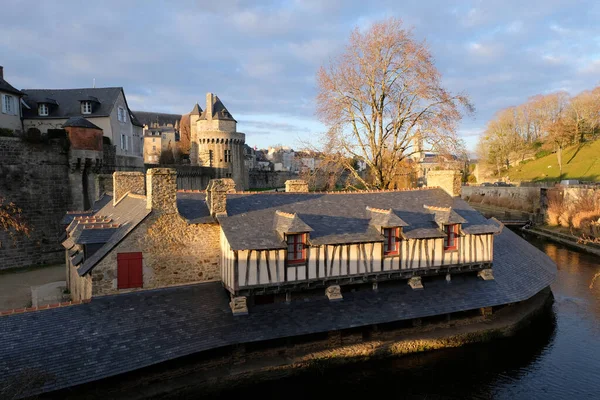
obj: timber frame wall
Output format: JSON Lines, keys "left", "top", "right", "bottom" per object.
{"left": 221, "top": 230, "right": 494, "bottom": 296}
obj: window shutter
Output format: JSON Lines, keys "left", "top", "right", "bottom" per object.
{"left": 1, "top": 95, "right": 6, "bottom": 114}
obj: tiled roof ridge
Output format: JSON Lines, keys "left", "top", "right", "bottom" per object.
{"left": 275, "top": 210, "right": 296, "bottom": 218}
{"left": 82, "top": 223, "right": 120, "bottom": 229}
{"left": 424, "top": 205, "right": 452, "bottom": 212}
{"left": 366, "top": 206, "right": 392, "bottom": 214}
{"left": 177, "top": 189, "right": 206, "bottom": 193}
{"left": 232, "top": 186, "right": 441, "bottom": 195}
{"left": 66, "top": 210, "right": 94, "bottom": 215}
{"left": 0, "top": 299, "right": 91, "bottom": 318}
{"left": 22, "top": 87, "right": 122, "bottom": 92}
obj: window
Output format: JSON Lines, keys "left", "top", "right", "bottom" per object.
{"left": 117, "top": 106, "right": 127, "bottom": 122}
{"left": 81, "top": 101, "right": 92, "bottom": 114}
{"left": 1, "top": 94, "right": 15, "bottom": 115}
{"left": 162, "top": 134, "right": 166, "bottom": 139}
{"left": 286, "top": 234, "right": 306, "bottom": 265}
{"left": 152, "top": 145, "right": 156, "bottom": 151}
{"left": 38, "top": 103, "right": 49, "bottom": 116}
{"left": 121, "top": 134, "right": 129, "bottom": 151}
{"left": 383, "top": 227, "right": 400, "bottom": 256}
{"left": 444, "top": 224, "right": 459, "bottom": 251}
{"left": 152, "top": 138, "right": 156, "bottom": 142}
{"left": 224, "top": 149, "right": 232, "bottom": 163}
{"left": 117, "top": 252, "right": 143, "bottom": 289}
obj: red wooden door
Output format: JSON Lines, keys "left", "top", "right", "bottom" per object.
{"left": 117, "top": 252, "right": 143, "bottom": 289}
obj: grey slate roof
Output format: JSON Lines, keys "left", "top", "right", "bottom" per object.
{"left": 133, "top": 111, "right": 182, "bottom": 127}
{"left": 71, "top": 226, "right": 119, "bottom": 245}
{"left": 190, "top": 103, "right": 202, "bottom": 115}
{"left": 62, "top": 116, "right": 102, "bottom": 130}
{"left": 0, "top": 75, "right": 22, "bottom": 96}
{"left": 274, "top": 211, "right": 314, "bottom": 235}
{"left": 71, "top": 252, "right": 84, "bottom": 266}
{"left": 367, "top": 207, "right": 409, "bottom": 231}
{"left": 176, "top": 192, "right": 214, "bottom": 224}
{"left": 219, "top": 189, "right": 500, "bottom": 251}
{"left": 0, "top": 228, "right": 556, "bottom": 398}
{"left": 21, "top": 87, "right": 143, "bottom": 126}
{"left": 424, "top": 205, "right": 468, "bottom": 226}
{"left": 77, "top": 194, "right": 151, "bottom": 276}
{"left": 200, "top": 95, "right": 236, "bottom": 122}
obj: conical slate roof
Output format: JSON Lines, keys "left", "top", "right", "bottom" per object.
{"left": 190, "top": 103, "right": 202, "bottom": 115}
{"left": 62, "top": 116, "right": 102, "bottom": 130}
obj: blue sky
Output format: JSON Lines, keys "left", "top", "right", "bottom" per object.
{"left": 1, "top": 0, "right": 599, "bottom": 151}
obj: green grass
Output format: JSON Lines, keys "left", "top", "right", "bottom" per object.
{"left": 508, "top": 140, "right": 600, "bottom": 182}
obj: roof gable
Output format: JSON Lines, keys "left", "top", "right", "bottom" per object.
{"left": 274, "top": 210, "right": 313, "bottom": 238}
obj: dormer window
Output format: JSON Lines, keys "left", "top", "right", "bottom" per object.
{"left": 286, "top": 233, "right": 306, "bottom": 265}
{"left": 383, "top": 227, "right": 400, "bottom": 256}
{"left": 81, "top": 101, "right": 92, "bottom": 114}
{"left": 444, "top": 224, "right": 459, "bottom": 251}
{"left": 38, "top": 103, "right": 49, "bottom": 116}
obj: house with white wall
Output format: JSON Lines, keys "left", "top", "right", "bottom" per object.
{"left": 0, "top": 66, "right": 23, "bottom": 133}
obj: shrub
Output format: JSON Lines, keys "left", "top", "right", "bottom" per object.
{"left": 0, "top": 128, "right": 14, "bottom": 137}
{"left": 546, "top": 198, "right": 564, "bottom": 226}
{"left": 22, "top": 128, "right": 42, "bottom": 143}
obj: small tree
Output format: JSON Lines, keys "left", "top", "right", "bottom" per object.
{"left": 159, "top": 142, "right": 176, "bottom": 165}
{"left": 178, "top": 113, "right": 191, "bottom": 156}
{"left": 0, "top": 197, "right": 30, "bottom": 247}
{"left": 316, "top": 18, "right": 472, "bottom": 189}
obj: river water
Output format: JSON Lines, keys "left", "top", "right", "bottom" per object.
{"left": 207, "top": 232, "right": 600, "bottom": 400}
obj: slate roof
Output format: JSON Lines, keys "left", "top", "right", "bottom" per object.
{"left": 190, "top": 103, "right": 202, "bottom": 115}
{"left": 424, "top": 205, "right": 468, "bottom": 226}
{"left": 0, "top": 228, "right": 556, "bottom": 398}
{"left": 176, "top": 192, "right": 214, "bottom": 224}
{"left": 60, "top": 196, "right": 111, "bottom": 225}
{"left": 71, "top": 225, "right": 120, "bottom": 245}
{"left": 200, "top": 95, "right": 236, "bottom": 122}
{"left": 274, "top": 211, "right": 314, "bottom": 235}
{"left": 77, "top": 194, "right": 151, "bottom": 276}
{"left": 62, "top": 116, "right": 102, "bottom": 130}
{"left": 133, "top": 111, "right": 182, "bottom": 127}
{"left": 0, "top": 74, "right": 23, "bottom": 95}
{"left": 21, "top": 87, "right": 143, "bottom": 126}
{"left": 219, "top": 189, "right": 500, "bottom": 251}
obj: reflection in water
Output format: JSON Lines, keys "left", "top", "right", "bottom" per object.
{"left": 198, "top": 233, "right": 600, "bottom": 400}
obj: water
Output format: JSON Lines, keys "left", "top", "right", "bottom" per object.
{"left": 206, "top": 232, "right": 600, "bottom": 400}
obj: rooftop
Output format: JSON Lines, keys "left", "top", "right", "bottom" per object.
{"left": 0, "top": 227, "right": 556, "bottom": 397}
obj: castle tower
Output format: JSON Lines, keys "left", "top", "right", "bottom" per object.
{"left": 190, "top": 93, "right": 248, "bottom": 190}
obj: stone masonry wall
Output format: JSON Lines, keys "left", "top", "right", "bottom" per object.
{"left": 248, "top": 170, "right": 295, "bottom": 189}
{"left": 91, "top": 214, "right": 221, "bottom": 296}
{"left": 285, "top": 179, "right": 309, "bottom": 193}
{"left": 461, "top": 186, "right": 541, "bottom": 211}
{"left": 0, "top": 137, "right": 71, "bottom": 270}
{"left": 427, "top": 170, "right": 462, "bottom": 197}
{"left": 113, "top": 172, "right": 145, "bottom": 203}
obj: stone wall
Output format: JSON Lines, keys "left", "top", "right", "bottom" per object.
{"left": 249, "top": 170, "right": 295, "bottom": 189}
{"left": 427, "top": 170, "right": 462, "bottom": 197}
{"left": 113, "top": 171, "right": 145, "bottom": 203}
{"left": 285, "top": 179, "right": 309, "bottom": 193}
{"left": 0, "top": 137, "right": 71, "bottom": 270}
{"left": 462, "top": 186, "right": 541, "bottom": 212}
{"left": 91, "top": 214, "right": 221, "bottom": 296}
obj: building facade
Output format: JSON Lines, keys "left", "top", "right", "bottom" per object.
{"left": 134, "top": 111, "right": 181, "bottom": 164}
{"left": 189, "top": 93, "right": 248, "bottom": 189}
{"left": 0, "top": 66, "right": 23, "bottom": 132}
{"left": 21, "top": 87, "right": 144, "bottom": 163}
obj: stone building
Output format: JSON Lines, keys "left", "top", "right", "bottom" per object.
{"left": 134, "top": 111, "right": 181, "bottom": 164}
{"left": 0, "top": 66, "right": 23, "bottom": 133}
{"left": 64, "top": 169, "right": 501, "bottom": 313}
{"left": 21, "top": 87, "right": 144, "bottom": 166}
{"left": 189, "top": 93, "right": 248, "bottom": 189}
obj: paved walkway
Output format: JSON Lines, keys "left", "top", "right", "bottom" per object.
{"left": 0, "top": 264, "right": 65, "bottom": 310}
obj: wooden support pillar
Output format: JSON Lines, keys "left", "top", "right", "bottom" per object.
{"left": 285, "top": 291, "right": 292, "bottom": 304}
{"left": 480, "top": 306, "right": 493, "bottom": 318}
{"left": 446, "top": 273, "right": 451, "bottom": 283}
{"left": 372, "top": 282, "right": 378, "bottom": 291}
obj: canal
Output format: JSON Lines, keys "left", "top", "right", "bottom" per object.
{"left": 204, "top": 232, "right": 600, "bottom": 400}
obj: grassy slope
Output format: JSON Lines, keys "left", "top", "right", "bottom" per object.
{"left": 508, "top": 140, "right": 600, "bottom": 182}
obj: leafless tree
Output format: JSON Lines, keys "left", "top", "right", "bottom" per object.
{"left": 316, "top": 17, "right": 472, "bottom": 189}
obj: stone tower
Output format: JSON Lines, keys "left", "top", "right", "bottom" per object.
{"left": 190, "top": 93, "right": 248, "bottom": 190}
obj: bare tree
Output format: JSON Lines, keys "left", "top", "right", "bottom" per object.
{"left": 316, "top": 17, "right": 472, "bottom": 189}
{"left": 0, "top": 197, "right": 30, "bottom": 248}
{"left": 178, "top": 113, "right": 191, "bottom": 156}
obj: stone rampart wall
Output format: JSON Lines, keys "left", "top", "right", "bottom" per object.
{"left": 249, "top": 170, "right": 295, "bottom": 189}
{"left": 462, "top": 186, "right": 541, "bottom": 212}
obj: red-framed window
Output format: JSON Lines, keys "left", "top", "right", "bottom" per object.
{"left": 117, "top": 252, "right": 143, "bottom": 289}
{"left": 286, "top": 234, "right": 306, "bottom": 265}
{"left": 383, "top": 227, "right": 400, "bottom": 256}
{"left": 444, "top": 224, "right": 459, "bottom": 251}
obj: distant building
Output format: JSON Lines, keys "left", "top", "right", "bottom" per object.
{"left": 0, "top": 66, "right": 23, "bottom": 132}
{"left": 134, "top": 111, "right": 181, "bottom": 164}
{"left": 21, "top": 87, "right": 144, "bottom": 161}
{"left": 189, "top": 93, "right": 248, "bottom": 190}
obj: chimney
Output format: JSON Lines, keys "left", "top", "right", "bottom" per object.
{"left": 426, "top": 170, "right": 462, "bottom": 197}
{"left": 285, "top": 179, "right": 309, "bottom": 193}
{"left": 206, "top": 93, "right": 214, "bottom": 121}
{"left": 113, "top": 172, "right": 145, "bottom": 205}
{"left": 206, "top": 178, "right": 236, "bottom": 216}
{"left": 0, "top": 66, "right": 3, "bottom": 79}
{"left": 146, "top": 168, "right": 177, "bottom": 213}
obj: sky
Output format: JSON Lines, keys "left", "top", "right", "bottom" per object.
{"left": 1, "top": 0, "right": 599, "bottom": 151}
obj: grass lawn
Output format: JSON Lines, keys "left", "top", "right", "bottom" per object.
{"left": 508, "top": 140, "right": 600, "bottom": 182}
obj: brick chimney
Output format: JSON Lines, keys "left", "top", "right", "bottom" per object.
{"left": 0, "top": 66, "right": 4, "bottom": 80}
{"left": 285, "top": 179, "right": 309, "bottom": 193}
{"left": 113, "top": 172, "right": 145, "bottom": 205}
{"left": 146, "top": 168, "right": 177, "bottom": 213}
{"left": 206, "top": 93, "right": 214, "bottom": 121}
{"left": 426, "top": 170, "right": 462, "bottom": 197}
{"left": 206, "top": 178, "right": 236, "bottom": 216}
